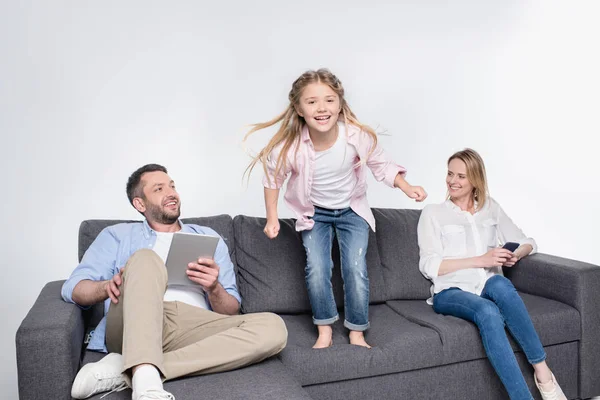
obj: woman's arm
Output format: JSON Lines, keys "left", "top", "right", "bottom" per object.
{"left": 438, "top": 249, "right": 513, "bottom": 275}
{"left": 418, "top": 206, "right": 512, "bottom": 277}
{"left": 494, "top": 199, "right": 537, "bottom": 266}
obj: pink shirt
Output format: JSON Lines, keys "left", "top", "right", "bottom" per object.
{"left": 263, "top": 122, "right": 407, "bottom": 231}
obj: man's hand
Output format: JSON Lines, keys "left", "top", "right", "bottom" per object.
{"left": 187, "top": 258, "right": 220, "bottom": 293}
{"left": 479, "top": 248, "right": 513, "bottom": 268}
{"left": 105, "top": 268, "right": 125, "bottom": 304}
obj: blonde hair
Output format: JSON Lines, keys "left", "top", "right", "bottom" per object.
{"left": 243, "top": 68, "right": 377, "bottom": 184}
{"left": 447, "top": 148, "right": 489, "bottom": 210}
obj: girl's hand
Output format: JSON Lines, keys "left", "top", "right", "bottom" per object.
{"left": 402, "top": 185, "right": 428, "bottom": 202}
{"left": 264, "top": 219, "right": 280, "bottom": 239}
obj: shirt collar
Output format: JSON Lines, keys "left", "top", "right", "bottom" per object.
{"left": 444, "top": 198, "right": 479, "bottom": 214}
{"left": 142, "top": 219, "right": 184, "bottom": 238}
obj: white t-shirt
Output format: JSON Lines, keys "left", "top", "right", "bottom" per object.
{"left": 309, "top": 125, "right": 359, "bottom": 209}
{"left": 152, "top": 231, "right": 209, "bottom": 310}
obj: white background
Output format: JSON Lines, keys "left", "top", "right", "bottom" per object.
{"left": 1, "top": 1, "right": 598, "bottom": 398}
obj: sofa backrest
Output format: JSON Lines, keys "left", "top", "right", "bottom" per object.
{"left": 372, "top": 208, "right": 431, "bottom": 300}
{"left": 77, "top": 209, "right": 431, "bottom": 318}
{"left": 233, "top": 215, "right": 387, "bottom": 314}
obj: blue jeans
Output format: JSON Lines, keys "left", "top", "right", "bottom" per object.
{"left": 433, "top": 275, "right": 546, "bottom": 400}
{"left": 302, "top": 207, "right": 370, "bottom": 331}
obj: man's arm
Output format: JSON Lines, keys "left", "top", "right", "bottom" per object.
{"left": 61, "top": 227, "right": 119, "bottom": 307}
{"left": 206, "top": 283, "right": 240, "bottom": 315}
{"left": 72, "top": 279, "right": 110, "bottom": 306}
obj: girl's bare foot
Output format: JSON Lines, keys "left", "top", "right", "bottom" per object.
{"left": 313, "top": 325, "right": 333, "bottom": 349}
{"left": 349, "top": 330, "right": 371, "bottom": 348}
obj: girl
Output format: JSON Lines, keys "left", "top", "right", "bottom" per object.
{"left": 245, "top": 69, "right": 427, "bottom": 349}
{"left": 417, "top": 148, "right": 566, "bottom": 399}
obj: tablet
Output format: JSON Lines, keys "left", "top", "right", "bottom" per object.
{"left": 165, "top": 232, "right": 220, "bottom": 286}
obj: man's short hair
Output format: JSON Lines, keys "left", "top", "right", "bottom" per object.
{"left": 126, "top": 164, "right": 168, "bottom": 205}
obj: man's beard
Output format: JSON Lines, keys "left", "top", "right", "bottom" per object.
{"left": 145, "top": 202, "right": 180, "bottom": 224}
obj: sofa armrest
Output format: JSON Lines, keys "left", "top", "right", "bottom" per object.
{"left": 16, "top": 280, "right": 86, "bottom": 400}
{"left": 504, "top": 253, "right": 600, "bottom": 398}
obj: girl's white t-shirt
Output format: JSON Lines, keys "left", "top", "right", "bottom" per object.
{"left": 310, "top": 125, "right": 359, "bottom": 210}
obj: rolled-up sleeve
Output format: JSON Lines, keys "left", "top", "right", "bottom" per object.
{"left": 363, "top": 132, "right": 407, "bottom": 188}
{"left": 417, "top": 206, "right": 444, "bottom": 280}
{"left": 262, "top": 142, "right": 292, "bottom": 189}
{"left": 211, "top": 231, "right": 242, "bottom": 305}
{"left": 495, "top": 200, "right": 538, "bottom": 255}
{"left": 61, "top": 227, "right": 118, "bottom": 307}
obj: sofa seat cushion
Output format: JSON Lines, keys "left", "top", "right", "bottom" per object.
{"left": 386, "top": 292, "right": 580, "bottom": 365}
{"left": 278, "top": 304, "right": 444, "bottom": 386}
{"left": 82, "top": 354, "right": 312, "bottom": 400}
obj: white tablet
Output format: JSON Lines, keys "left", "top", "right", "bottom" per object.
{"left": 165, "top": 232, "right": 220, "bottom": 286}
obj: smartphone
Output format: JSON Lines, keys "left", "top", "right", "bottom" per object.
{"left": 502, "top": 242, "right": 520, "bottom": 252}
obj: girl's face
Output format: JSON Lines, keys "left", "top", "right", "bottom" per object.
{"left": 296, "top": 82, "right": 341, "bottom": 135}
{"left": 446, "top": 158, "right": 474, "bottom": 200}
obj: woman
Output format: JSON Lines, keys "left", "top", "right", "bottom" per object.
{"left": 417, "top": 148, "right": 565, "bottom": 400}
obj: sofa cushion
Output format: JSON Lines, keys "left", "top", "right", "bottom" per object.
{"left": 233, "top": 215, "right": 387, "bottom": 314}
{"left": 82, "top": 354, "right": 312, "bottom": 400}
{"left": 372, "top": 208, "right": 431, "bottom": 300}
{"left": 78, "top": 215, "right": 236, "bottom": 263}
{"left": 278, "top": 304, "right": 444, "bottom": 386}
{"left": 386, "top": 292, "right": 580, "bottom": 365}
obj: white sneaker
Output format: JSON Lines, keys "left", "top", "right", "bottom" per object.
{"left": 71, "top": 353, "right": 127, "bottom": 399}
{"left": 535, "top": 373, "right": 567, "bottom": 400}
{"left": 133, "top": 389, "right": 175, "bottom": 400}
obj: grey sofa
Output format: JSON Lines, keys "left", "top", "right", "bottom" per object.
{"left": 16, "top": 209, "right": 600, "bottom": 400}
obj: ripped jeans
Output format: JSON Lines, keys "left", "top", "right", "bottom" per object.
{"left": 302, "top": 206, "right": 370, "bottom": 331}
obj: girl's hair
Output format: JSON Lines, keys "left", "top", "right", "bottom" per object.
{"left": 244, "top": 68, "right": 377, "bottom": 184}
{"left": 447, "top": 148, "right": 489, "bottom": 210}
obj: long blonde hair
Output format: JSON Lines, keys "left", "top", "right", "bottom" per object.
{"left": 447, "top": 148, "right": 489, "bottom": 210}
{"left": 243, "top": 69, "right": 377, "bottom": 184}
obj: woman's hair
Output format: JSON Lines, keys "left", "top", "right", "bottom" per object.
{"left": 243, "top": 68, "right": 377, "bottom": 184}
{"left": 447, "top": 148, "right": 489, "bottom": 210}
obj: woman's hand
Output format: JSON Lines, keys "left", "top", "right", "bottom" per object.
{"left": 503, "top": 244, "right": 534, "bottom": 267}
{"left": 479, "top": 248, "right": 513, "bottom": 268}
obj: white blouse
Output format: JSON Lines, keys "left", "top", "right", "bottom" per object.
{"left": 417, "top": 198, "right": 537, "bottom": 304}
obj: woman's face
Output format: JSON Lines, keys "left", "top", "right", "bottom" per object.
{"left": 446, "top": 158, "right": 473, "bottom": 200}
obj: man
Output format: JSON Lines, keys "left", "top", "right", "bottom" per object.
{"left": 62, "top": 164, "right": 288, "bottom": 400}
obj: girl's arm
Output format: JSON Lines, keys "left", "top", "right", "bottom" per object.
{"left": 264, "top": 187, "right": 281, "bottom": 239}
{"left": 394, "top": 173, "right": 427, "bottom": 202}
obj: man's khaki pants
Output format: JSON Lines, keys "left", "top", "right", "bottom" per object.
{"left": 105, "top": 249, "right": 287, "bottom": 380}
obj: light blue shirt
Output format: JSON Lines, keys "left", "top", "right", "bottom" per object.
{"left": 61, "top": 220, "right": 241, "bottom": 352}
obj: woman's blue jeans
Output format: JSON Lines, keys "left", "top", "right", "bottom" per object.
{"left": 433, "top": 275, "right": 546, "bottom": 400}
{"left": 302, "top": 207, "right": 370, "bottom": 331}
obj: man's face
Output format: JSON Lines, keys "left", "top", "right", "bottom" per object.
{"left": 135, "top": 171, "right": 181, "bottom": 224}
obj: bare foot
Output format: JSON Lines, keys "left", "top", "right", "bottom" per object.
{"left": 349, "top": 331, "right": 371, "bottom": 348}
{"left": 313, "top": 325, "right": 333, "bottom": 349}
